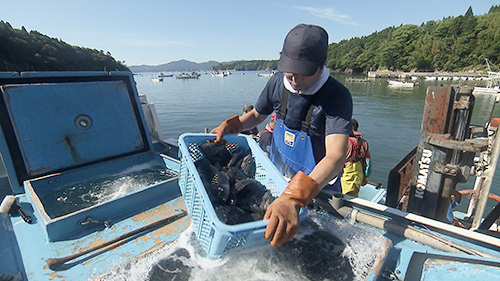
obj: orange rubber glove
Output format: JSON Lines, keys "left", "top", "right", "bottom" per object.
{"left": 264, "top": 171, "right": 319, "bottom": 246}
{"left": 210, "top": 115, "right": 243, "bottom": 144}
{"left": 281, "top": 171, "right": 320, "bottom": 207}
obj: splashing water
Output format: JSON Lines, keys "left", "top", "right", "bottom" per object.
{"left": 99, "top": 211, "right": 388, "bottom": 281}
{"left": 41, "top": 166, "right": 178, "bottom": 218}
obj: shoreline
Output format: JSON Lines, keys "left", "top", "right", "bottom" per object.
{"left": 366, "top": 70, "right": 489, "bottom": 79}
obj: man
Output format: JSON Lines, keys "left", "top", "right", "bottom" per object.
{"left": 341, "top": 119, "right": 371, "bottom": 197}
{"left": 211, "top": 24, "right": 352, "bottom": 247}
{"left": 447, "top": 190, "right": 464, "bottom": 227}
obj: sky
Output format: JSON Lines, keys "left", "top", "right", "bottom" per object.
{"left": 1, "top": 0, "right": 499, "bottom": 66}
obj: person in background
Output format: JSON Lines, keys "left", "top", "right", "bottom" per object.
{"left": 341, "top": 119, "right": 371, "bottom": 197}
{"left": 259, "top": 112, "right": 277, "bottom": 157}
{"left": 240, "top": 104, "right": 259, "bottom": 138}
{"left": 447, "top": 190, "right": 464, "bottom": 227}
{"left": 211, "top": 24, "right": 352, "bottom": 247}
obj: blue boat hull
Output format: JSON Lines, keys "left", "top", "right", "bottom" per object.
{"left": 1, "top": 72, "right": 499, "bottom": 280}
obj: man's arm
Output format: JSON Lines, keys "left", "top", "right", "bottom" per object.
{"left": 361, "top": 139, "right": 371, "bottom": 177}
{"left": 210, "top": 108, "right": 267, "bottom": 143}
{"left": 264, "top": 133, "right": 347, "bottom": 246}
{"left": 309, "top": 133, "right": 348, "bottom": 188}
{"left": 240, "top": 108, "right": 267, "bottom": 131}
{"left": 361, "top": 138, "right": 371, "bottom": 161}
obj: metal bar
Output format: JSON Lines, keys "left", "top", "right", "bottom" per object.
{"left": 436, "top": 91, "right": 474, "bottom": 222}
{"left": 479, "top": 200, "right": 500, "bottom": 230}
{"left": 466, "top": 177, "right": 484, "bottom": 219}
{"left": 337, "top": 206, "right": 496, "bottom": 258}
{"left": 426, "top": 135, "right": 488, "bottom": 152}
{"left": 344, "top": 196, "right": 500, "bottom": 250}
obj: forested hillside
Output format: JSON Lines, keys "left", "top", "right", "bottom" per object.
{"left": 216, "top": 6, "right": 500, "bottom": 73}
{"left": 327, "top": 6, "right": 500, "bottom": 73}
{"left": 213, "top": 60, "right": 278, "bottom": 71}
{"left": 0, "top": 21, "right": 129, "bottom": 72}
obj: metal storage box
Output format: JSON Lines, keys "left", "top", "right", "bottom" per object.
{"left": 0, "top": 72, "right": 180, "bottom": 241}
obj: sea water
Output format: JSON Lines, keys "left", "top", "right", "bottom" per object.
{"left": 135, "top": 71, "right": 500, "bottom": 213}
{"left": 98, "top": 211, "right": 388, "bottom": 281}
{"left": 41, "top": 166, "right": 178, "bottom": 218}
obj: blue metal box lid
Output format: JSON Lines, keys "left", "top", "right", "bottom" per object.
{"left": 0, "top": 72, "right": 152, "bottom": 191}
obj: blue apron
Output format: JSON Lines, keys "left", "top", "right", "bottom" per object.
{"left": 270, "top": 118, "right": 316, "bottom": 179}
{"left": 269, "top": 90, "right": 341, "bottom": 193}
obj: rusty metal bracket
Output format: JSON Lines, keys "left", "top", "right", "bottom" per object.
{"left": 433, "top": 162, "right": 472, "bottom": 182}
{"left": 426, "top": 134, "right": 488, "bottom": 152}
{"left": 433, "top": 163, "right": 459, "bottom": 176}
{"left": 454, "top": 99, "right": 472, "bottom": 110}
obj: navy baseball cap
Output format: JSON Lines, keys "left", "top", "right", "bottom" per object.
{"left": 278, "top": 24, "right": 328, "bottom": 76}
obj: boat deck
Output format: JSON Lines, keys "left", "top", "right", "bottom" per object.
{"left": 2, "top": 72, "right": 500, "bottom": 280}
{"left": 4, "top": 194, "right": 189, "bottom": 280}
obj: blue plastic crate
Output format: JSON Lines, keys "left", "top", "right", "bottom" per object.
{"left": 178, "top": 133, "right": 307, "bottom": 258}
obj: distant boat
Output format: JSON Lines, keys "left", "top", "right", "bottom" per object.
{"left": 473, "top": 58, "right": 500, "bottom": 95}
{"left": 151, "top": 77, "right": 163, "bottom": 82}
{"left": 176, "top": 72, "right": 200, "bottom": 79}
{"left": 473, "top": 85, "right": 500, "bottom": 95}
{"left": 258, "top": 70, "right": 276, "bottom": 77}
{"left": 211, "top": 70, "right": 227, "bottom": 77}
{"left": 158, "top": 73, "right": 174, "bottom": 78}
{"left": 387, "top": 79, "right": 415, "bottom": 87}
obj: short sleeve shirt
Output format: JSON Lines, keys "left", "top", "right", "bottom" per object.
{"left": 241, "top": 127, "right": 259, "bottom": 136}
{"left": 254, "top": 72, "right": 353, "bottom": 162}
{"left": 259, "top": 130, "right": 273, "bottom": 153}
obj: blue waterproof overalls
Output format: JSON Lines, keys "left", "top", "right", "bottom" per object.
{"left": 269, "top": 89, "right": 341, "bottom": 193}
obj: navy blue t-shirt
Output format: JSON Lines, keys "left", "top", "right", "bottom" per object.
{"left": 254, "top": 72, "right": 352, "bottom": 162}
{"left": 259, "top": 130, "right": 273, "bottom": 153}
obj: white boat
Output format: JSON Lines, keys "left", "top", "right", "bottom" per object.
{"left": 473, "top": 59, "right": 500, "bottom": 95}
{"left": 473, "top": 85, "right": 500, "bottom": 95}
{"left": 151, "top": 77, "right": 163, "bottom": 82}
{"left": 157, "top": 72, "right": 173, "bottom": 78}
{"left": 210, "top": 70, "right": 227, "bottom": 77}
{"left": 387, "top": 79, "right": 415, "bottom": 87}
{"left": 176, "top": 72, "right": 200, "bottom": 79}
{"left": 258, "top": 70, "right": 276, "bottom": 77}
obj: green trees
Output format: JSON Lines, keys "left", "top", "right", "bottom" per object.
{"left": 326, "top": 5, "right": 500, "bottom": 73}
{"left": 0, "top": 21, "right": 129, "bottom": 72}
{"left": 216, "top": 6, "right": 499, "bottom": 73}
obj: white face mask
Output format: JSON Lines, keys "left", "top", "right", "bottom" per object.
{"left": 283, "top": 65, "right": 330, "bottom": 95}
